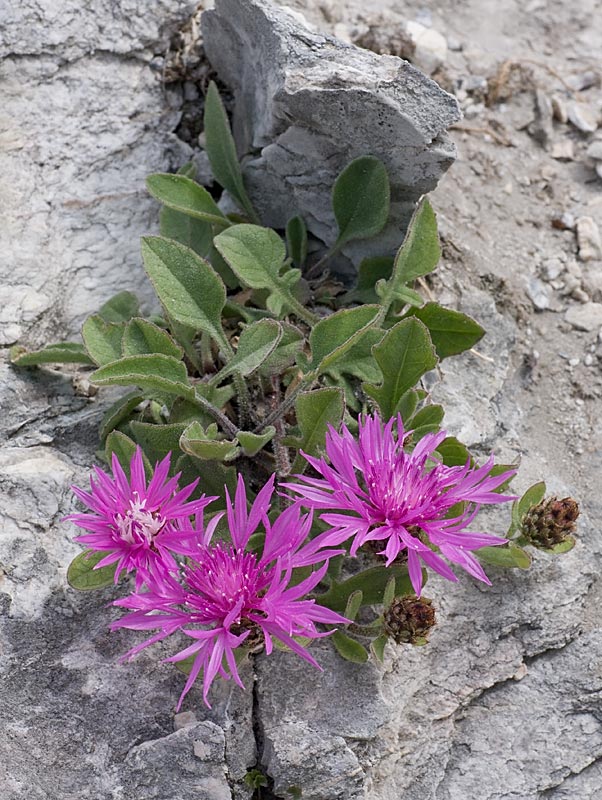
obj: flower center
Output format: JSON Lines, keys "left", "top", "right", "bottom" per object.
{"left": 186, "top": 544, "right": 267, "bottom": 627}
{"left": 364, "top": 454, "right": 440, "bottom": 526}
{"left": 115, "top": 493, "right": 165, "bottom": 546}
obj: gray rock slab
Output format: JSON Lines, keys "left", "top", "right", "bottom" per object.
{"left": 202, "top": 0, "right": 460, "bottom": 262}
{"left": 0, "top": 1, "right": 198, "bottom": 346}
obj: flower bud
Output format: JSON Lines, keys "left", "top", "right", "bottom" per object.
{"left": 521, "top": 496, "right": 579, "bottom": 550}
{"left": 383, "top": 595, "right": 436, "bottom": 646}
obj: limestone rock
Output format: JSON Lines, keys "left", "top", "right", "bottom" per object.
{"left": 0, "top": 0, "right": 198, "bottom": 346}
{"left": 565, "top": 302, "right": 602, "bottom": 332}
{"left": 202, "top": 0, "right": 460, "bottom": 263}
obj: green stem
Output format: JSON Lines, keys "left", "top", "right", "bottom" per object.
{"left": 218, "top": 333, "right": 252, "bottom": 429}
{"left": 270, "top": 376, "right": 291, "bottom": 478}
{"left": 253, "top": 375, "right": 315, "bottom": 434}
{"left": 305, "top": 244, "right": 339, "bottom": 280}
{"left": 347, "top": 620, "right": 383, "bottom": 638}
{"left": 282, "top": 290, "right": 319, "bottom": 327}
{"left": 192, "top": 391, "right": 239, "bottom": 439}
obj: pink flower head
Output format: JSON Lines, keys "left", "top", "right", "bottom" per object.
{"left": 67, "top": 447, "right": 216, "bottom": 589}
{"left": 285, "top": 413, "right": 517, "bottom": 596}
{"left": 111, "top": 474, "right": 347, "bottom": 708}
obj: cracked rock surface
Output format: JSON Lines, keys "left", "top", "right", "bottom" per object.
{"left": 2, "top": 0, "right": 602, "bottom": 799}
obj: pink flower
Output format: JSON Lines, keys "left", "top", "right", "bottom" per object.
{"left": 285, "top": 414, "right": 516, "bottom": 595}
{"left": 111, "top": 474, "right": 347, "bottom": 708}
{"left": 67, "top": 448, "right": 216, "bottom": 588}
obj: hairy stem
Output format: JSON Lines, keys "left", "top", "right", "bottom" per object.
{"left": 193, "top": 391, "right": 239, "bottom": 438}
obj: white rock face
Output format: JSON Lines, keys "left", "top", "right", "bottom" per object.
{"left": 0, "top": 1, "right": 196, "bottom": 346}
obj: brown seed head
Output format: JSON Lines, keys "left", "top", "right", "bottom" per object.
{"left": 383, "top": 595, "right": 436, "bottom": 645}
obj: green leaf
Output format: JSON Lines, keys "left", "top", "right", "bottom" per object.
{"left": 322, "top": 327, "right": 384, "bottom": 385}
{"left": 105, "top": 430, "right": 151, "bottom": 477}
{"left": 318, "top": 564, "right": 415, "bottom": 613}
{"left": 90, "top": 354, "right": 193, "bottom": 399}
{"left": 396, "top": 389, "right": 420, "bottom": 422}
{"left": 289, "top": 388, "right": 344, "bottom": 474}
{"left": 237, "top": 427, "right": 276, "bottom": 457}
{"left": 548, "top": 537, "right": 576, "bottom": 555}
{"left": 371, "top": 634, "right": 389, "bottom": 663}
{"left": 97, "top": 291, "right": 140, "bottom": 324}
{"left": 195, "top": 382, "right": 236, "bottom": 410}
{"left": 408, "top": 404, "right": 445, "bottom": 439}
{"left": 331, "top": 631, "right": 369, "bottom": 663}
{"left": 10, "top": 342, "right": 94, "bottom": 367}
{"left": 67, "top": 550, "right": 117, "bottom": 591}
{"left": 344, "top": 590, "right": 363, "bottom": 622}
{"left": 517, "top": 481, "right": 547, "bottom": 520}
{"left": 259, "top": 323, "right": 305, "bottom": 375}
{"left": 211, "top": 320, "right": 282, "bottom": 384}
{"left": 82, "top": 315, "right": 125, "bottom": 366}
{"left": 383, "top": 576, "right": 396, "bottom": 608}
{"left": 376, "top": 198, "right": 440, "bottom": 315}
{"left": 436, "top": 437, "right": 470, "bottom": 467}
{"left": 175, "top": 454, "right": 237, "bottom": 508}
{"left": 477, "top": 542, "right": 532, "bottom": 570}
{"left": 341, "top": 256, "right": 394, "bottom": 305}
{"left": 180, "top": 421, "right": 240, "bottom": 461}
{"left": 129, "top": 421, "right": 189, "bottom": 466}
{"left": 409, "top": 303, "right": 485, "bottom": 359}
{"left": 160, "top": 201, "right": 213, "bottom": 258}
{"left": 208, "top": 245, "right": 240, "bottom": 289}
{"left": 333, "top": 156, "right": 390, "bottom": 248}
{"left": 214, "top": 225, "right": 313, "bottom": 323}
{"left": 286, "top": 216, "right": 308, "bottom": 267}
{"left": 147, "top": 173, "right": 230, "bottom": 227}
{"left": 122, "top": 318, "right": 183, "bottom": 359}
{"left": 308, "top": 306, "right": 380, "bottom": 374}
{"left": 99, "top": 391, "right": 144, "bottom": 440}
{"left": 204, "top": 81, "right": 258, "bottom": 222}
{"left": 141, "top": 237, "right": 228, "bottom": 349}
{"left": 364, "top": 318, "right": 438, "bottom": 419}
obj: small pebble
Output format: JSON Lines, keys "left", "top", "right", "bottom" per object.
{"left": 586, "top": 140, "right": 602, "bottom": 161}
{"left": 576, "top": 216, "right": 602, "bottom": 262}
{"left": 551, "top": 211, "right": 575, "bottom": 230}
{"left": 551, "top": 94, "right": 568, "bottom": 123}
{"left": 568, "top": 357, "right": 580, "bottom": 367}
{"left": 541, "top": 258, "right": 564, "bottom": 281}
{"left": 567, "top": 101, "right": 599, "bottom": 134}
{"left": 550, "top": 140, "right": 575, "bottom": 161}
{"left": 527, "top": 277, "right": 550, "bottom": 311}
{"left": 584, "top": 354, "right": 594, "bottom": 366}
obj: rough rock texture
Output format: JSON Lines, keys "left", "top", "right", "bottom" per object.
{"left": 202, "top": 0, "right": 460, "bottom": 261}
{"left": 0, "top": 1, "right": 198, "bottom": 346}
{"left": 3, "top": 0, "right": 602, "bottom": 799}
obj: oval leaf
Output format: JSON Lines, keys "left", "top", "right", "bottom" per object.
{"left": 67, "top": 550, "right": 117, "bottom": 591}
{"left": 364, "top": 318, "right": 438, "bottom": 419}
{"left": 90, "top": 354, "right": 194, "bottom": 399}
{"left": 204, "top": 81, "right": 258, "bottom": 222}
{"left": 82, "top": 315, "right": 125, "bottom": 366}
{"left": 333, "top": 156, "right": 390, "bottom": 248}
{"left": 309, "top": 305, "right": 380, "bottom": 374}
{"left": 289, "top": 387, "right": 345, "bottom": 474}
{"left": 147, "top": 173, "right": 229, "bottom": 227}
{"left": 141, "top": 236, "right": 228, "bottom": 347}
{"left": 410, "top": 303, "right": 485, "bottom": 359}
{"left": 122, "top": 318, "right": 183, "bottom": 359}
{"left": 10, "top": 342, "right": 94, "bottom": 367}
{"left": 331, "top": 631, "right": 369, "bottom": 663}
{"left": 211, "top": 319, "right": 282, "bottom": 384}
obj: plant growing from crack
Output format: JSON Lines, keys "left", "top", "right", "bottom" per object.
{"left": 11, "top": 82, "right": 578, "bottom": 705}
